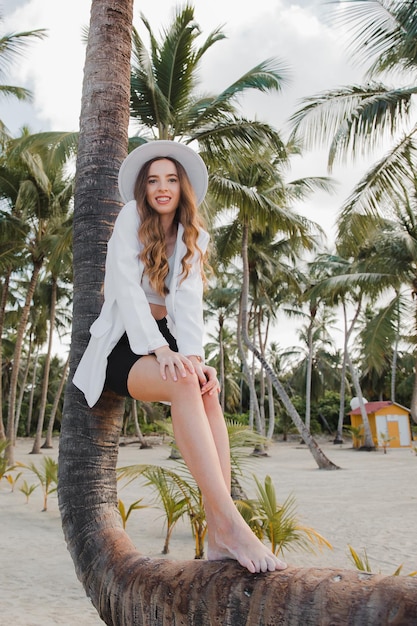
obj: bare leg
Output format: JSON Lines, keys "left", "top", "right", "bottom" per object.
{"left": 127, "top": 357, "right": 287, "bottom": 574}
{"left": 201, "top": 391, "right": 231, "bottom": 486}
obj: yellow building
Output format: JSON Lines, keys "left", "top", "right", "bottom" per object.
{"left": 349, "top": 401, "right": 413, "bottom": 448}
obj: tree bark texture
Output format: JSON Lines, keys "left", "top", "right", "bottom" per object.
{"left": 59, "top": 387, "right": 417, "bottom": 626}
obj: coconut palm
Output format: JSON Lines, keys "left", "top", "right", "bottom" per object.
{"left": 129, "top": 4, "right": 289, "bottom": 158}
{"left": 237, "top": 474, "right": 332, "bottom": 557}
{"left": 204, "top": 324, "right": 241, "bottom": 414}
{"left": 288, "top": 0, "right": 417, "bottom": 423}
{"left": 21, "top": 455, "right": 58, "bottom": 511}
{"left": 210, "top": 143, "right": 339, "bottom": 468}
{"left": 343, "top": 192, "right": 417, "bottom": 414}
{"left": 286, "top": 308, "right": 338, "bottom": 432}
{"left": 246, "top": 228, "right": 303, "bottom": 435}
{"left": 356, "top": 302, "right": 400, "bottom": 400}
{"left": 1, "top": 133, "right": 73, "bottom": 463}
{"left": 31, "top": 219, "right": 73, "bottom": 454}
{"left": 306, "top": 250, "right": 382, "bottom": 448}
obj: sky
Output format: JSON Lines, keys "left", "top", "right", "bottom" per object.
{"left": 1, "top": 0, "right": 371, "bottom": 349}
{"left": 2, "top": 0, "right": 366, "bottom": 177}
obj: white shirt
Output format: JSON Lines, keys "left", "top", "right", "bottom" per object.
{"left": 73, "top": 200, "right": 209, "bottom": 407}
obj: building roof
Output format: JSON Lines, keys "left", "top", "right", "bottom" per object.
{"left": 349, "top": 401, "right": 410, "bottom": 415}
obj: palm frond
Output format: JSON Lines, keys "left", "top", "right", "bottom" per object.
{"left": 0, "top": 28, "right": 47, "bottom": 75}
{"left": 338, "top": 128, "right": 417, "bottom": 219}
{"left": 290, "top": 84, "right": 417, "bottom": 167}
{"left": 330, "top": 0, "right": 417, "bottom": 77}
{"left": 213, "top": 58, "right": 290, "bottom": 106}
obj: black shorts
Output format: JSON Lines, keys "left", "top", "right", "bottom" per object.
{"left": 104, "top": 318, "right": 178, "bottom": 398}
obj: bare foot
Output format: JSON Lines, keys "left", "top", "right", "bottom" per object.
{"left": 206, "top": 516, "right": 287, "bottom": 574}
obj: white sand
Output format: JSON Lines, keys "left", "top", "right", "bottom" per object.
{"left": 1, "top": 436, "right": 416, "bottom": 625}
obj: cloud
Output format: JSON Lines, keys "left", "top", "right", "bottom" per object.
{"left": 3, "top": 0, "right": 90, "bottom": 131}
{"left": 3, "top": 0, "right": 363, "bottom": 134}
{"left": 2, "top": 0, "right": 369, "bottom": 236}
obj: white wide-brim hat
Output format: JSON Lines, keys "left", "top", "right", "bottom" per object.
{"left": 118, "top": 140, "right": 208, "bottom": 205}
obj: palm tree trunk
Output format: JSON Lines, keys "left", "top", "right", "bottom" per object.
{"left": 218, "top": 315, "right": 225, "bottom": 411}
{"left": 42, "top": 354, "right": 69, "bottom": 448}
{"left": 346, "top": 352, "right": 375, "bottom": 449}
{"left": 0, "top": 267, "right": 11, "bottom": 440}
{"left": 390, "top": 295, "right": 400, "bottom": 403}
{"left": 6, "top": 259, "right": 42, "bottom": 464}
{"left": 237, "top": 297, "right": 263, "bottom": 434}
{"left": 26, "top": 348, "right": 39, "bottom": 436}
{"left": 305, "top": 315, "right": 315, "bottom": 432}
{"left": 131, "top": 399, "right": 149, "bottom": 448}
{"left": 335, "top": 302, "right": 349, "bottom": 443}
{"left": 266, "top": 375, "right": 275, "bottom": 440}
{"left": 31, "top": 277, "right": 57, "bottom": 454}
{"left": 261, "top": 317, "right": 276, "bottom": 440}
{"left": 14, "top": 342, "right": 32, "bottom": 438}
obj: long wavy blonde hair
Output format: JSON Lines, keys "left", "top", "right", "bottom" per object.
{"left": 133, "top": 156, "right": 208, "bottom": 296}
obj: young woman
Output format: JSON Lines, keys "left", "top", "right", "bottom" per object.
{"left": 73, "top": 140, "right": 287, "bottom": 575}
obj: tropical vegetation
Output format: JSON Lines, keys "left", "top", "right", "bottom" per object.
{"left": 2, "top": 1, "right": 417, "bottom": 623}
{"left": 1, "top": 2, "right": 417, "bottom": 467}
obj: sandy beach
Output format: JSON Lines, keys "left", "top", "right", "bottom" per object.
{"left": 1, "top": 436, "right": 416, "bottom": 625}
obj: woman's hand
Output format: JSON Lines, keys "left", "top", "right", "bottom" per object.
{"left": 154, "top": 346, "right": 194, "bottom": 381}
{"left": 188, "top": 357, "right": 220, "bottom": 396}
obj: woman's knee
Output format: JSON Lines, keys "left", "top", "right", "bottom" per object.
{"left": 174, "top": 370, "right": 201, "bottom": 393}
{"left": 202, "top": 391, "right": 223, "bottom": 416}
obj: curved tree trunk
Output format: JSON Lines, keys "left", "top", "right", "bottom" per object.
{"left": 59, "top": 390, "right": 417, "bottom": 625}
